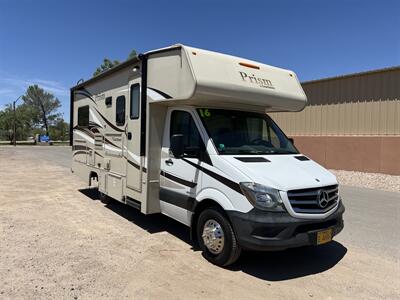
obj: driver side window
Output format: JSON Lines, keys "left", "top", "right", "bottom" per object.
{"left": 170, "top": 110, "right": 205, "bottom": 156}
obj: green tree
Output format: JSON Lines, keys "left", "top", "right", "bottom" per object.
{"left": 22, "top": 85, "right": 61, "bottom": 136}
{"left": 49, "top": 118, "right": 69, "bottom": 141}
{"left": 128, "top": 49, "right": 137, "bottom": 59}
{"left": 93, "top": 49, "right": 137, "bottom": 77}
{"left": 93, "top": 58, "right": 121, "bottom": 77}
{"left": 0, "top": 105, "right": 14, "bottom": 142}
{"left": 0, "top": 103, "right": 35, "bottom": 142}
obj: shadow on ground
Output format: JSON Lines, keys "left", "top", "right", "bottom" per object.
{"left": 229, "top": 241, "right": 347, "bottom": 281}
{"left": 79, "top": 187, "right": 347, "bottom": 281}
{"left": 79, "top": 188, "right": 191, "bottom": 244}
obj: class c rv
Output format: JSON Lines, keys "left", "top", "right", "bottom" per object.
{"left": 70, "top": 44, "right": 345, "bottom": 266}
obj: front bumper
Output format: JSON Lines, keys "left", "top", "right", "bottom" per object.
{"left": 227, "top": 202, "right": 345, "bottom": 251}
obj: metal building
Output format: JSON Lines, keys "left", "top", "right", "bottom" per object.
{"left": 270, "top": 66, "right": 400, "bottom": 175}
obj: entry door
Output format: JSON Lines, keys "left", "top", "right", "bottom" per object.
{"left": 126, "top": 78, "right": 142, "bottom": 192}
{"left": 160, "top": 109, "right": 205, "bottom": 225}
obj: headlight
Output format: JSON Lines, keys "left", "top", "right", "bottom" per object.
{"left": 240, "top": 182, "right": 285, "bottom": 212}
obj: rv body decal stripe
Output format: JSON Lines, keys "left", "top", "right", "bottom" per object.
{"left": 74, "top": 90, "right": 96, "bottom": 105}
{"left": 127, "top": 159, "right": 140, "bottom": 170}
{"left": 147, "top": 87, "right": 172, "bottom": 100}
{"left": 74, "top": 127, "right": 121, "bottom": 150}
{"left": 103, "top": 137, "right": 120, "bottom": 149}
{"left": 73, "top": 128, "right": 146, "bottom": 171}
{"left": 126, "top": 158, "right": 147, "bottom": 173}
{"left": 89, "top": 108, "right": 103, "bottom": 128}
{"left": 95, "top": 151, "right": 104, "bottom": 158}
{"left": 72, "top": 145, "right": 87, "bottom": 151}
{"left": 74, "top": 128, "right": 95, "bottom": 141}
{"left": 159, "top": 188, "right": 196, "bottom": 212}
{"left": 160, "top": 170, "right": 197, "bottom": 188}
{"left": 182, "top": 158, "right": 242, "bottom": 195}
{"left": 73, "top": 128, "right": 121, "bottom": 153}
{"left": 93, "top": 108, "right": 125, "bottom": 132}
{"left": 73, "top": 150, "right": 88, "bottom": 156}
{"left": 73, "top": 126, "right": 98, "bottom": 139}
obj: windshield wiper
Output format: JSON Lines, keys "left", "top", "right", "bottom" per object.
{"left": 234, "top": 149, "right": 274, "bottom": 155}
{"left": 270, "top": 150, "right": 298, "bottom": 154}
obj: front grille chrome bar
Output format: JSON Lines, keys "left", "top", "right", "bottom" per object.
{"left": 287, "top": 185, "right": 339, "bottom": 214}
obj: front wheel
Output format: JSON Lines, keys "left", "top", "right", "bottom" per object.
{"left": 197, "top": 208, "right": 241, "bottom": 267}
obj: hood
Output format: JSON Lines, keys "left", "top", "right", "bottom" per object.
{"left": 220, "top": 154, "right": 337, "bottom": 191}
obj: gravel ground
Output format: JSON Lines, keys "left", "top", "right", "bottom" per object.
{"left": 331, "top": 169, "right": 400, "bottom": 193}
{"left": 1, "top": 147, "right": 399, "bottom": 299}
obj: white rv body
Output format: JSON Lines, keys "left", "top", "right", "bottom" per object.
{"left": 71, "top": 45, "right": 344, "bottom": 266}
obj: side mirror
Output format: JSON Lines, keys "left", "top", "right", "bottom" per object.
{"left": 170, "top": 134, "right": 184, "bottom": 158}
{"left": 288, "top": 137, "right": 294, "bottom": 145}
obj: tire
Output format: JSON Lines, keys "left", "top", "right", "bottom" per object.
{"left": 197, "top": 208, "right": 241, "bottom": 267}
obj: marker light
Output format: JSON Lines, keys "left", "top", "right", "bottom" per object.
{"left": 239, "top": 62, "right": 260, "bottom": 70}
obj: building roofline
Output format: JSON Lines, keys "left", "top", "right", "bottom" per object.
{"left": 301, "top": 65, "right": 400, "bottom": 85}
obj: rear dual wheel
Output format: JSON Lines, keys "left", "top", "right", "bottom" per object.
{"left": 197, "top": 208, "right": 241, "bottom": 267}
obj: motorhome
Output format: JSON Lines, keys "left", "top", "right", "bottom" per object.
{"left": 70, "top": 44, "right": 344, "bottom": 266}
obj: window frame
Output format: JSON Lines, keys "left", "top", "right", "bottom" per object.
{"left": 115, "top": 95, "right": 126, "bottom": 126}
{"left": 130, "top": 84, "right": 140, "bottom": 120}
{"left": 77, "top": 105, "right": 89, "bottom": 127}
{"left": 169, "top": 110, "right": 206, "bottom": 157}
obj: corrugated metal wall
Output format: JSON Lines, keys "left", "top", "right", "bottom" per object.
{"left": 270, "top": 67, "right": 400, "bottom": 136}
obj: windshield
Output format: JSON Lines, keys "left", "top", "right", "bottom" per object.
{"left": 197, "top": 108, "right": 299, "bottom": 155}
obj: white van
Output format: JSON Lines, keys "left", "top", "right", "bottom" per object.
{"left": 70, "top": 44, "right": 344, "bottom": 266}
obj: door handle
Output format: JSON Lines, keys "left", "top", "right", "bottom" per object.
{"left": 127, "top": 132, "right": 132, "bottom": 140}
{"left": 165, "top": 159, "right": 173, "bottom": 166}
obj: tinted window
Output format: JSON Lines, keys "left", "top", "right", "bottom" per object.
{"left": 105, "top": 96, "right": 112, "bottom": 107}
{"left": 77, "top": 106, "right": 89, "bottom": 127}
{"left": 170, "top": 110, "right": 204, "bottom": 156}
{"left": 197, "top": 108, "right": 298, "bottom": 155}
{"left": 116, "top": 96, "right": 125, "bottom": 126}
{"left": 130, "top": 84, "right": 140, "bottom": 119}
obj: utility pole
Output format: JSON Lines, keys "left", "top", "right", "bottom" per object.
{"left": 13, "top": 95, "right": 23, "bottom": 147}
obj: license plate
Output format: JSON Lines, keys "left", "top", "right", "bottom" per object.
{"left": 317, "top": 228, "right": 333, "bottom": 245}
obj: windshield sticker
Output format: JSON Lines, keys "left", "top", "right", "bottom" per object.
{"left": 199, "top": 108, "right": 211, "bottom": 118}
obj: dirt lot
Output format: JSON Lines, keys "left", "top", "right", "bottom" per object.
{"left": 0, "top": 147, "right": 399, "bottom": 299}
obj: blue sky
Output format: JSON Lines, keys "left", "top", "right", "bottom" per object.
{"left": 0, "top": 0, "right": 399, "bottom": 118}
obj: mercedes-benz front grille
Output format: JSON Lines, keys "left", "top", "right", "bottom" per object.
{"left": 287, "top": 185, "right": 339, "bottom": 214}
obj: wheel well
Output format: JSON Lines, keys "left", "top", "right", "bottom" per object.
{"left": 190, "top": 199, "right": 226, "bottom": 244}
{"left": 89, "top": 171, "right": 98, "bottom": 186}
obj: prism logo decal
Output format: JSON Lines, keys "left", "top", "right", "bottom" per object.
{"left": 317, "top": 190, "right": 329, "bottom": 208}
{"left": 239, "top": 71, "right": 274, "bottom": 89}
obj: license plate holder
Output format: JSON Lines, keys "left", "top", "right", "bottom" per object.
{"left": 316, "top": 228, "right": 333, "bottom": 245}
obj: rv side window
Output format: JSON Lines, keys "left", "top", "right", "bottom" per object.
{"left": 116, "top": 96, "right": 126, "bottom": 126}
{"left": 77, "top": 106, "right": 89, "bottom": 127}
{"left": 130, "top": 84, "right": 140, "bottom": 119}
{"left": 105, "top": 96, "right": 112, "bottom": 107}
{"left": 170, "top": 111, "right": 205, "bottom": 156}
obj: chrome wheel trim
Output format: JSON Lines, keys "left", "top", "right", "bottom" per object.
{"left": 201, "top": 219, "right": 225, "bottom": 255}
